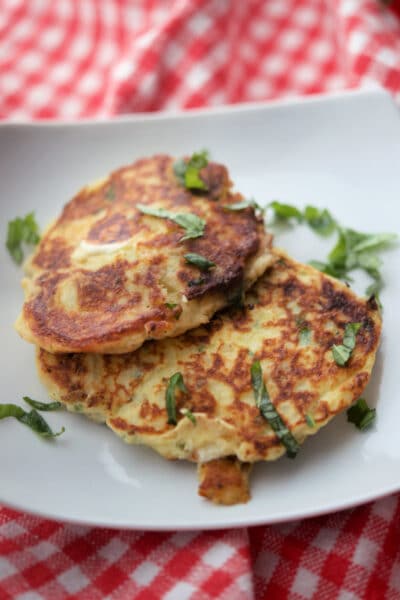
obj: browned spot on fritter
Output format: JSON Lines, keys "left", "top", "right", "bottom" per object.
{"left": 139, "top": 399, "right": 165, "bottom": 421}
{"left": 87, "top": 213, "right": 133, "bottom": 244}
{"left": 32, "top": 237, "right": 71, "bottom": 270}
{"left": 180, "top": 216, "right": 263, "bottom": 300}
{"left": 199, "top": 163, "right": 231, "bottom": 202}
{"left": 59, "top": 187, "right": 107, "bottom": 222}
{"left": 108, "top": 416, "right": 168, "bottom": 436}
{"left": 198, "top": 457, "right": 251, "bottom": 505}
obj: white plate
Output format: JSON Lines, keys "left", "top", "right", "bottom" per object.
{"left": 1, "top": 88, "right": 399, "bottom": 530}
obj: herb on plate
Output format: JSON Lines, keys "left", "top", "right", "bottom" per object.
{"left": 6, "top": 212, "right": 41, "bottom": 264}
{"left": 23, "top": 397, "right": 62, "bottom": 411}
{"left": 0, "top": 399, "right": 64, "bottom": 438}
{"left": 137, "top": 205, "right": 205, "bottom": 241}
{"left": 173, "top": 150, "right": 209, "bottom": 191}
{"left": 166, "top": 372, "right": 187, "bottom": 425}
{"left": 184, "top": 253, "right": 215, "bottom": 271}
{"left": 250, "top": 361, "right": 299, "bottom": 458}
{"left": 347, "top": 398, "right": 376, "bottom": 430}
{"left": 224, "top": 198, "right": 265, "bottom": 215}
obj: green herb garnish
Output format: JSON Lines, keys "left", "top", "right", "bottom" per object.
{"left": 303, "top": 205, "right": 336, "bottom": 236}
{"left": 184, "top": 253, "right": 215, "bottom": 271}
{"left": 166, "top": 372, "right": 187, "bottom": 425}
{"left": 165, "top": 302, "right": 178, "bottom": 310}
{"left": 267, "top": 201, "right": 396, "bottom": 299}
{"left": 305, "top": 414, "right": 315, "bottom": 428}
{"left": 137, "top": 205, "right": 205, "bottom": 241}
{"left": 331, "top": 322, "right": 362, "bottom": 366}
{"left": 23, "top": 397, "right": 62, "bottom": 411}
{"left": 347, "top": 398, "right": 376, "bottom": 430}
{"left": 299, "top": 327, "right": 311, "bottom": 346}
{"left": 173, "top": 151, "right": 209, "bottom": 191}
{"left": 224, "top": 198, "right": 265, "bottom": 215}
{"left": 180, "top": 408, "right": 197, "bottom": 425}
{"left": 0, "top": 403, "right": 64, "bottom": 438}
{"left": 6, "top": 212, "right": 41, "bottom": 264}
{"left": 250, "top": 361, "right": 299, "bottom": 458}
{"left": 104, "top": 183, "right": 115, "bottom": 201}
{"left": 268, "top": 201, "right": 303, "bottom": 222}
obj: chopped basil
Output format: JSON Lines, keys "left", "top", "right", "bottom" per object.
{"left": 180, "top": 408, "right": 197, "bottom": 425}
{"left": 326, "top": 227, "right": 397, "bottom": 297}
{"left": 299, "top": 327, "right": 311, "bottom": 346}
{"left": 224, "top": 198, "right": 265, "bottom": 214}
{"left": 267, "top": 200, "right": 396, "bottom": 300}
{"left": 303, "top": 205, "right": 336, "bottom": 236}
{"left": 268, "top": 201, "right": 303, "bottom": 222}
{"left": 104, "top": 183, "right": 115, "bottom": 201}
{"left": 137, "top": 205, "right": 205, "bottom": 241}
{"left": 23, "top": 396, "right": 62, "bottom": 411}
{"left": 6, "top": 212, "right": 40, "bottom": 264}
{"left": 347, "top": 398, "right": 376, "bottom": 430}
{"left": 331, "top": 322, "right": 362, "bottom": 366}
{"left": 0, "top": 403, "right": 64, "bottom": 438}
{"left": 184, "top": 253, "right": 215, "bottom": 271}
{"left": 173, "top": 151, "right": 209, "bottom": 191}
{"left": 305, "top": 414, "right": 315, "bottom": 428}
{"left": 165, "top": 302, "right": 178, "bottom": 309}
{"left": 166, "top": 372, "right": 187, "bottom": 425}
{"left": 250, "top": 361, "right": 299, "bottom": 458}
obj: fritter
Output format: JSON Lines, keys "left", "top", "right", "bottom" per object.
{"left": 37, "top": 252, "right": 381, "bottom": 502}
{"left": 16, "top": 154, "right": 273, "bottom": 354}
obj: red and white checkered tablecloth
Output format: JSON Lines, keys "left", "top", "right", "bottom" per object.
{"left": 1, "top": 1, "right": 400, "bottom": 599}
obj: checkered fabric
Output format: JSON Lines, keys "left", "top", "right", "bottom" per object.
{"left": 1, "top": 1, "right": 400, "bottom": 599}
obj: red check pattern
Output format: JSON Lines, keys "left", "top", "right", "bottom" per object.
{"left": 1, "top": 1, "right": 400, "bottom": 599}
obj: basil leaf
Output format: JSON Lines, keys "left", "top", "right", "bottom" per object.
{"left": 305, "top": 414, "right": 315, "bottom": 428}
{"left": 23, "top": 396, "right": 62, "bottom": 411}
{"left": 351, "top": 233, "right": 397, "bottom": 254}
{"left": 180, "top": 408, "right": 197, "bottom": 425}
{"left": 342, "top": 322, "right": 362, "bottom": 350}
{"left": 173, "top": 151, "right": 209, "bottom": 190}
{"left": 347, "top": 398, "right": 376, "bottom": 430}
{"left": 309, "top": 260, "right": 350, "bottom": 280}
{"left": 104, "top": 183, "right": 116, "bottom": 201}
{"left": 303, "top": 205, "right": 336, "bottom": 236}
{"left": 269, "top": 201, "right": 303, "bottom": 222}
{"left": 184, "top": 253, "right": 215, "bottom": 271}
{"left": 0, "top": 404, "right": 25, "bottom": 420}
{"left": 137, "top": 205, "right": 205, "bottom": 242}
{"left": 0, "top": 403, "right": 64, "bottom": 438}
{"left": 250, "top": 361, "right": 299, "bottom": 458}
{"left": 299, "top": 327, "right": 311, "bottom": 346}
{"left": 166, "top": 372, "right": 187, "bottom": 425}
{"left": 332, "top": 322, "right": 362, "bottom": 366}
{"left": 224, "top": 198, "right": 265, "bottom": 214}
{"left": 165, "top": 302, "right": 178, "bottom": 309}
{"left": 6, "top": 212, "right": 41, "bottom": 264}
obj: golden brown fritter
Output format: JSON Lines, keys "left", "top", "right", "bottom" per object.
{"left": 16, "top": 155, "right": 274, "bottom": 354}
{"left": 37, "top": 252, "right": 381, "bottom": 466}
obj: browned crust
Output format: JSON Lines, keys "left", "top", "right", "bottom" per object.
{"left": 197, "top": 458, "right": 252, "bottom": 505}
